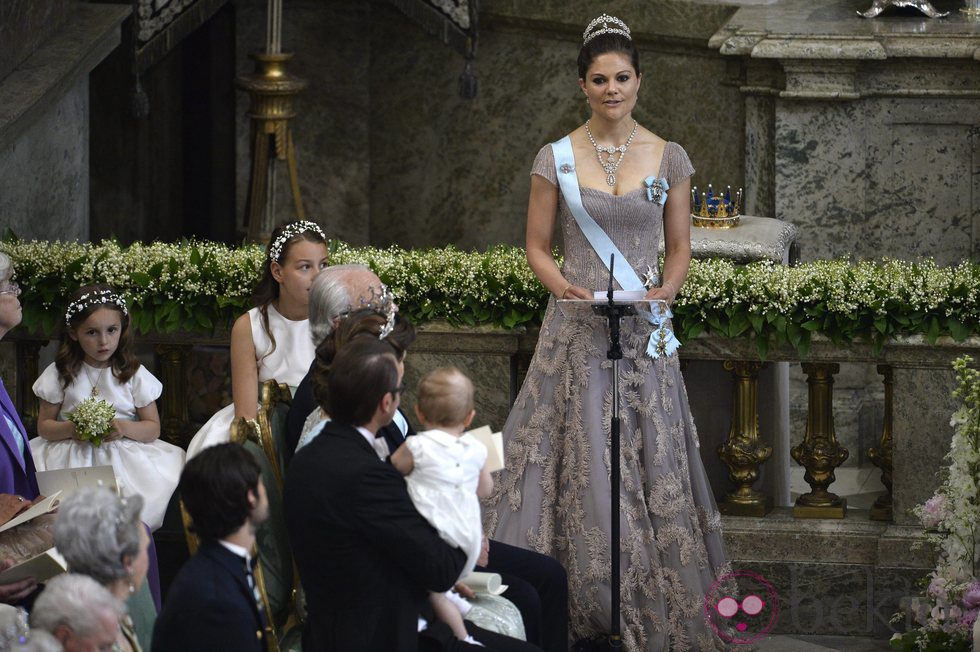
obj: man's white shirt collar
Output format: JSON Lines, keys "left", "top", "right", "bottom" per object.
{"left": 357, "top": 426, "right": 389, "bottom": 460}
{"left": 219, "top": 539, "right": 251, "bottom": 565}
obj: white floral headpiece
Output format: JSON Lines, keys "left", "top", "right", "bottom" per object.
{"left": 65, "top": 289, "right": 128, "bottom": 324}
{"left": 268, "top": 221, "right": 326, "bottom": 263}
{"left": 583, "top": 14, "right": 631, "bottom": 45}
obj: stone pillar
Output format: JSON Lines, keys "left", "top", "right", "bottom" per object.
{"left": 0, "top": 1, "right": 129, "bottom": 241}
{"left": 890, "top": 365, "right": 959, "bottom": 526}
{"left": 712, "top": 0, "right": 980, "bottom": 264}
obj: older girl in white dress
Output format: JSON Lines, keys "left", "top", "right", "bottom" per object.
{"left": 31, "top": 285, "right": 184, "bottom": 531}
{"left": 391, "top": 367, "right": 493, "bottom": 645}
{"left": 186, "top": 221, "right": 328, "bottom": 459}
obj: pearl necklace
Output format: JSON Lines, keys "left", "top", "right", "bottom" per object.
{"left": 585, "top": 119, "right": 638, "bottom": 187}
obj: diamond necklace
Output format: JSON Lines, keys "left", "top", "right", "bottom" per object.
{"left": 84, "top": 363, "right": 107, "bottom": 397}
{"left": 585, "top": 119, "right": 638, "bottom": 186}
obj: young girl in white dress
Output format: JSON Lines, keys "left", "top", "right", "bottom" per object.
{"left": 186, "top": 221, "right": 328, "bottom": 459}
{"left": 31, "top": 285, "right": 184, "bottom": 531}
{"left": 390, "top": 367, "right": 493, "bottom": 644}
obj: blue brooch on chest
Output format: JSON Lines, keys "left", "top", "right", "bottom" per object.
{"left": 643, "top": 176, "right": 669, "bottom": 205}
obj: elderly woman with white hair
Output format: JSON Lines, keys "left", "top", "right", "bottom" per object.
{"left": 283, "top": 263, "right": 394, "bottom": 457}
{"left": 53, "top": 487, "right": 152, "bottom": 652}
{"left": 29, "top": 573, "right": 124, "bottom": 651}
{"left": 0, "top": 250, "right": 44, "bottom": 606}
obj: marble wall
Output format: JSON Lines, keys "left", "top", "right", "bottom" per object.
{"left": 235, "top": 0, "right": 743, "bottom": 249}
{"left": 0, "top": 0, "right": 72, "bottom": 81}
{"left": 713, "top": 1, "right": 980, "bottom": 264}
{"left": 235, "top": 0, "right": 372, "bottom": 245}
{"left": 0, "top": 2, "right": 127, "bottom": 242}
{"left": 0, "top": 79, "right": 89, "bottom": 241}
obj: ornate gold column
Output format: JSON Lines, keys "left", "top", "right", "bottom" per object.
{"left": 717, "top": 360, "right": 773, "bottom": 516}
{"left": 155, "top": 343, "right": 189, "bottom": 447}
{"left": 792, "top": 362, "right": 849, "bottom": 518}
{"left": 237, "top": 52, "right": 307, "bottom": 242}
{"left": 868, "top": 364, "right": 893, "bottom": 521}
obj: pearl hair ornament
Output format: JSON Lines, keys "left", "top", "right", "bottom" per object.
{"left": 268, "top": 221, "right": 326, "bottom": 263}
{"left": 65, "top": 289, "right": 128, "bottom": 325}
{"left": 582, "top": 13, "right": 631, "bottom": 45}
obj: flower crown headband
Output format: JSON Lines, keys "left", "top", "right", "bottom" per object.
{"left": 65, "top": 289, "right": 128, "bottom": 325}
{"left": 269, "top": 221, "right": 326, "bottom": 263}
{"left": 340, "top": 284, "right": 398, "bottom": 340}
{"left": 583, "top": 13, "right": 631, "bottom": 45}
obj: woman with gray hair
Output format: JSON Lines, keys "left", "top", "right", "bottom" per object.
{"left": 0, "top": 250, "right": 44, "bottom": 606}
{"left": 54, "top": 487, "right": 150, "bottom": 652}
{"left": 29, "top": 573, "right": 123, "bottom": 651}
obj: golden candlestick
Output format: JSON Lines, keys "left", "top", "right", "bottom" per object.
{"left": 792, "top": 363, "right": 849, "bottom": 518}
{"left": 717, "top": 361, "right": 774, "bottom": 516}
{"left": 237, "top": 51, "right": 307, "bottom": 243}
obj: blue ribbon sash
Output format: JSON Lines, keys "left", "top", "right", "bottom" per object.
{"left": 550, "top": 136, "right": 680, "bottom": 358}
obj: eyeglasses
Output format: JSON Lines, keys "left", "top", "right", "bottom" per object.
{"left": 0, "top": 281, "right": 20, "bottom": 296}
{"left": 389, "top": 383, "right": 406, "bottom": 396}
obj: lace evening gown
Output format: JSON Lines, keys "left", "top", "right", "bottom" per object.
{"left": 484, "top": 141, "right": 730, "bottom": 651}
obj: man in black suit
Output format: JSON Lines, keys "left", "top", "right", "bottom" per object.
{"left": 152, "top": 444, "right": 270, "bottom": 652}
{"left": 285, "top": 265, "right": 569, "bottom": 652}
{"left": 285, "top": 337, "right": 541, "bottom": 652}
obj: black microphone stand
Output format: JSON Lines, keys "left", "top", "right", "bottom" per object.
{"left": 590, "top": 254, "right": 635, "bottom": 650}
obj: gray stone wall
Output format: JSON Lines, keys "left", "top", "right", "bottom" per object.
{"left": 235, "top": 0, "right": 742, "bottom": 248}
{"left": 0, "top": 78, "right": 89, "bottom": 241}
{"left": 235, "top": 0, "right": 372, "bottom": 245}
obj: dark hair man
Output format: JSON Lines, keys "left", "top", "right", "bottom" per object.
{"left": 152, "top": 443, "right": 270, "bottom": 652}
{"left": 284, "top": 338, "right": 542, "bottom": 651}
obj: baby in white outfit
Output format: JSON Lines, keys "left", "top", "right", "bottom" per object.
{"left": 391, "top": 367, "right": 493, "bottom": 644}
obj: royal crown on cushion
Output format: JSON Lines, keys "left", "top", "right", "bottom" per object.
{"left": 691, "top": 184, "right": 743, "bottom": 228}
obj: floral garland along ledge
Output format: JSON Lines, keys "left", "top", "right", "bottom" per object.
{"left": 1, "top": 238, "right": 977, "bottom": 357}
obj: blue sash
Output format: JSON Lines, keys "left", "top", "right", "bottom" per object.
{"left": 552, "top": 137, "right": 644, "bottom": 292}
{"left": 550, "top": 136, "right": 680, "bottom": 358}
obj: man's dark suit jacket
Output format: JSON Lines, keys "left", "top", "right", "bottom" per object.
{"left": 284, "top": 362, "right": 414, "bottom": 465}
{"left": 284, "top": 419, "right": 466, "bottom": 652}
{"left": 151, "top": 539, "right": 267, "bottom": 652}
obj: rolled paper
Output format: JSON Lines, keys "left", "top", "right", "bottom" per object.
{"left": 461, "top": 571, "right": 508, "bottom": 595}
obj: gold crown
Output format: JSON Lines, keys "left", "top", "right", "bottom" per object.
{"left": 691, "top": 184, "right": 742, "bottom": 229}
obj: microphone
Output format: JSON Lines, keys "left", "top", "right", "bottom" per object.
{"left": 607, "top": 254, "right": 615, "bottom": 306}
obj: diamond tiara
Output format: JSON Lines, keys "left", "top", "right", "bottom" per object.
{"left": 582, "top": 13, "right": 631, "bottom": 45}
{"left": 339, "top": 284, "right": 398, "bottom": 340}
{"left": 268, "top": 221, "right": 326, "bottom": 263}
{"left": 65, "top": 289, "right": 128, "bottom": 325}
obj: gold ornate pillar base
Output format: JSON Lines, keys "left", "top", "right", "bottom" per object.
{"left": 15, "top": 339, "right": 43, "bottom": 435}
{"left": 155, "top": 343, "right": 189, "bottom": 447}
{"left": 718, "top": 361, "right": 774, "bottom": 517}
{"left": 792, "top": 362, "right": 849, "bottom": 519}
{"left": 868, "top": 364, "right": 894, "bottom": 521}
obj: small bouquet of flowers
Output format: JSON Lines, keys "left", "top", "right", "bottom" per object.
{"left": 66, "top": 397, "right": 116, "bottom": 447}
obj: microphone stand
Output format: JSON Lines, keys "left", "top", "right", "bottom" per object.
{"left": 590, "top": 254, "right": 635, "bottom": 649}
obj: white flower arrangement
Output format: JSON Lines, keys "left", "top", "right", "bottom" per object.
{"left": 891, "top": 356, "right": 980, "bottom": 651}
{"left": 66, "top": 396, "right": 116, "bottom": 447}
{"left": 1, "top": 239, "right": 977, "bottom": 353}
